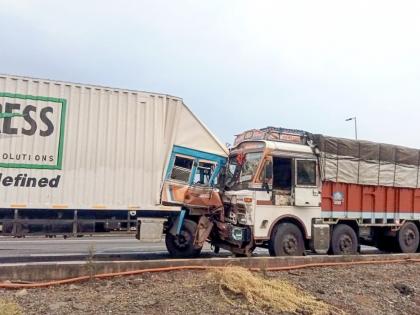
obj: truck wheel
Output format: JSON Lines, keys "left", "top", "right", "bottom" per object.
{"left": 397, "top": 222, "right": 419, "bottom": 253}
{"left": 269, "top": 223, "right": 305, "bottom": 256}
{"left": 331, "top": 224, "right": 358, "bottom": 255}
{"left": 165, "top": 219, "right": 202, "bottom": 258}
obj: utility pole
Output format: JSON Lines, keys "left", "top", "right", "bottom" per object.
{"left": 345, "top": 117, "right": 358, "bottom": 140}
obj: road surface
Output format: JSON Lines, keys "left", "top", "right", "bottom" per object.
{"left": 0, "top": 236, "right": 171, "bottom": 257}
{"left": 0, "top": 236, "right": 237, "bottom": 262}
{"left": 0, "top": 236, "right": 378, "bottom": 263}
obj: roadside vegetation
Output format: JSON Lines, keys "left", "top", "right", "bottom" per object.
{"left": 1, "top": 263, "right": 419, "bottom": 314}
{"left": 211, "top": 266, "right": 341, "bottom": 314}
{"left": 0, "top": 299, "right": 22, "bottom": 315}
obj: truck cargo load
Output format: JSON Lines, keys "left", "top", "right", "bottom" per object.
{"left": 310, "top": 134, "right": 420, "bottom": 188}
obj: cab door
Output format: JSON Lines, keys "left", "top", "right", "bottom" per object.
{"left": 183, "top": 159, "right": 220, "bottom": 208}
{"left": 293, "top": 159, "right": 320, "bottom": 207}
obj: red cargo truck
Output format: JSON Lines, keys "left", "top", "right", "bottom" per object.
{"left": 204, "top": 127, "right": 420, "bottom": 256}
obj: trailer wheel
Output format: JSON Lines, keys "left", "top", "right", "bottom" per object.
{"left": 397, "top": 222, "right": 419, "bottom": 253}
{"left": 165, "top": 219, "right": 202, "bottom": 258}
{"left": 269, "top": 223, "right": 305, "bottom": 257}
{"left": 331, "top": 224, "right": 358, "bottom": 255}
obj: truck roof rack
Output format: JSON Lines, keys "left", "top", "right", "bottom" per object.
{"left": 234, "top": 126, "right": 310, "bottom": 146}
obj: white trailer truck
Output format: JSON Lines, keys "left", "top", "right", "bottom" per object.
{"left": 0, "top": 74, "right": 228, "bottom": 257}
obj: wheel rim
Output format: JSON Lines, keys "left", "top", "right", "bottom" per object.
{"left": 173, "top": 230, "right": 191, "bottom": 250}
{"left": 403, "top": 228, "right": 416, "bottom": 247}
{"left": 338, "top": 234, "right": 353, "bottom": 254}
{"left": 282, "top": 234, "right": 298, "bottom": 255}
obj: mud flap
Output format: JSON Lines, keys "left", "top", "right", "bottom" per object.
{"left": 194, "top": 216, "right": 214, "bottom": 249}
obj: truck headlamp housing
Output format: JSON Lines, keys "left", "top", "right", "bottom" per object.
{"left": 231, "top": 227, "right": 244, "bottom": 241}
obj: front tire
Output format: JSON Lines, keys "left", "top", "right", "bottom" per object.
{"left": 165, "top": 219, "right": 202, "bottom": 258}
{"left": 269, "top": 223, "right": 305, "bottom": 257}
{"left": 331, "top": 224, "right": 358, "bottom": 255}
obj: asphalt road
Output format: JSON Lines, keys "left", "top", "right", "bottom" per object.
{"left": 0, "top": 236, "right": 239, "bottom": 262}
{"left": 0, "top": 236, "right": 171, "bottom": 257}
{"left": 0, "top": 236, "right": 378, "bottom": 263}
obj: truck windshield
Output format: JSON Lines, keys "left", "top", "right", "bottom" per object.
{"left": 226, "top": 152, "right": 262, "bottom": 189}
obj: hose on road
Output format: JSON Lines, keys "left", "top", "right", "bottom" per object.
{"left": 1, "top": 258, "right": 420, "bottom": 290}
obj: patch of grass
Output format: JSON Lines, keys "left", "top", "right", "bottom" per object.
{"left": 211, "top": 267, "right": 344, "bottom": 315}
{"left": 0, "top": 299, "right": 23, "bottom": 315}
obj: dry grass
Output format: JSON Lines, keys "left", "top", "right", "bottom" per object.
{"left": 0, "top": 299, "right": 22, "bottom": 315}
{"left": 211, "top": 267, "right": 344, "bottom": 315}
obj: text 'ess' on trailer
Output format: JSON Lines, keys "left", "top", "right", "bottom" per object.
{"left": 0, "top": 74, "right": 228, "bottom": 257}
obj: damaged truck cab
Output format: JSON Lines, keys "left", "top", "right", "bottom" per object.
{"left": 137, "top": 145, "right": 227, "bottom": 258}
{"left": 161, "top": 146, "right": 226, "bottom": 210}
{"left": 210, "top": 128, "right": 323, "bottom": 256}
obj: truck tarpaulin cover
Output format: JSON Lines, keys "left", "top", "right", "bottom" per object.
{"left": 310, "top": 135, "right": 420, "bottom": 188}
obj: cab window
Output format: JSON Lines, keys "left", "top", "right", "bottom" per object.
{"left": 170, "top": 156, "right": 194, "bottom": 182}
{"left": 272, "top": 157, "right": 292, "bottom": 190}
{"left": 240, "top": 152, "right": 262, "bottom": 182}
{"left": 193, "top": 162, "right": 215, "bottom": 186}
{"left": 258, "top": 160, "right": 272, "bottom": 182}
{"left": 296, "top": 160, "right": 317, "bottom": 186}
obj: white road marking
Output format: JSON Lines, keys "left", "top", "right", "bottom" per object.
{"left": 30, "top": 253, "right": 85, "bottom": 257}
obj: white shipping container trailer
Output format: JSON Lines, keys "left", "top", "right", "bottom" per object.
{"left": 0, "top": 74, "right": 228, "bottom": 255}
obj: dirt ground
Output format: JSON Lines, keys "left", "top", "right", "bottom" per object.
{"left": 1, "top": 262, "right": 419, "bottom": 315}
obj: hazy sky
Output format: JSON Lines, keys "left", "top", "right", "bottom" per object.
{"left": 1, "top": 0, "right": 420, "bottom": 147}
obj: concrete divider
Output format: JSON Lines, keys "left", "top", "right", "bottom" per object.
{"left": 1, "top": 253, "right": 419, "bottom": 282}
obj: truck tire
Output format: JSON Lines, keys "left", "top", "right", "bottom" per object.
{"left": 269, "top": 223, "right": 305, "bottom": 256}
{"left": 331, "top": 224, "right": 358, "bottom": 255}
{"left": 397, "top": 222, "right": 419, "bottom": 253}
{"left": 165, "top": 219, "right": 202, "bottom": 258}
